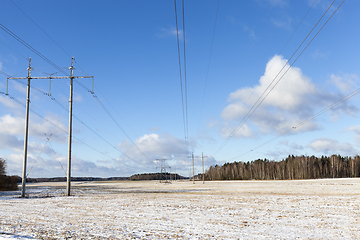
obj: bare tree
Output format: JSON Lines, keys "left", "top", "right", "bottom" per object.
{"left": 0, "top": 158, "right": 6, "bottom": 176}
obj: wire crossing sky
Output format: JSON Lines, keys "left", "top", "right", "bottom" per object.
{"left": 1, "top": 0, "right": 360, "bottom": 178}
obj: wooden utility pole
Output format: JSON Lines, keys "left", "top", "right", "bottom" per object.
{"left": 192, "top": 152, "right": 195, "bottom": 184}
{"left": 20, "top": 58, "right": 31, "bottom": 198}
{"left": 8, "top": 57, "right": 93, "bottom": 197}
{"left": 188, "top": 153, "right": 208, "bottom": 185}
{"left": 202, "top": 152, "right": 204, "bottom": 184}
{"left": 66, "top": 58, "right": 74, "bottom": 196}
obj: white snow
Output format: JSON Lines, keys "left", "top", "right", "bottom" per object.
{"left": 1, "top": 178, "right": 360, "bottom": 239}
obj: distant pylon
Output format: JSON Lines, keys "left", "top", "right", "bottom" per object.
{"left": 156, "top": 159, "right": 171, "bottom": 183}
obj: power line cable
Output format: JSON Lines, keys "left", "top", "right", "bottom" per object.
{"left": 0, "top": 40, "right": 28, "bottom": 60}
{"left": 1, "top": 40, "right": 149, "bottom": 170}
{"left": 27, "top": 130, "right": 67, "bottom": 178}
{"left": 47, "top": 138, "right": 67, "bottom": 174}
{"left": 181, "top": 0, "right": 191, "bottom": 170}
{"left": 229, "top": 0, "right": 318, "bottom": 124}
{"left": 0, "top": 70, "right": 12, "bottom": 78}
{"left": 93, "top": 85, "right": 140, "bottom": 139}
{"left": 0, "top": 23, "right": 69, "bottom": 75}
{"left": 197, "top": 0, "right": 220, "bottom": 131}
{"left": 12, "top": 69, "right": 152, "bottom": 167}
{"left": 278, "top": 0, "right": 319, "bottom": 56}
{"left": 11, "top": 79, "right": 144, "bottom": 164}
{"left": 62, "top": 84, "right": 140, "bottom": 159}
{"left": 212, "top": 0, "right": 342, "bottom": 156}
{"left": 9, "top": 0, "right": 71, "bottom": 58}
{"left": 74, "top": 79, "right": 153, "bottom": 163}
{"left": 174, "top": 0, "right": 188, "bottom": 153}
{"left": 232, "top": 85, "right": 360, "bottom": 160}
{"left": 182, "top": 0, "right": 189, "bottom": 149}
{"left": 26, "top": 93, "right": 69, "bottom": 178}
{"left": 9, "top": 0, "right": 85, "bottom": 72}
{"left": 241, "top": 0, "right": 345, "bottom": 134}
{"left": 0, "top": 90, "right": 145, "bottom": 170}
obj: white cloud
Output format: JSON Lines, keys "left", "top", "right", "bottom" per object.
{"left": 71, "top": 157, "right": 121, "bottom": 177}
{"left": 148, "top": 126, "right": 161, "bottom": 132}
{"left": 271, "top": 17, "right": 292, "bottom": 30}
{"left": 280, "top": 140, "right": 304, "bottom": 150}
{"left": 348, "top": 125, "right": 360, "bottom": 142}
{"left": 117, "top": 133, "right": 194, "bottom": 174}
{"left": 157, "top": 27, "right": 184, "bottom": 41}
{"left": 227, "top": 16, "right": 257, "bottom": 39}
{"left": 311, "top": 0, "right": 338, "bottom": 12}
{"left": 226, "top": 55, "right": 316, "bottom": 112}
{"left": 307, "top": 138, "right": 336, "bottom": 153}
{"left": 312, "top": 49, "right": 329, "bottom": 60}
{"left": 220, "top": 122, "right": 253, "bottom": 139}
{"left": 0, "top": 117, "right": 197, "bottom": 177}
{"left": 267, "top": 0, "right": 287, "bottom": 7}
{"left": 0, "top": 114, "right": 24, "bottom": 135}
{"left": 118, "top": 133, "right": 188, "bottom": 161}
{"left": 307, "top": 138, "right": 357, "bottom": 155}
{"left": 348, "top": 125, "right": 360, "bottom": 135}
{"left": 220, "top": 55, "right": 358, "bottom": 139}
{"left": 73, "top": 92, "right": 83, "bottom": 102}
{"left": 4, "top": 153, "right": 23, "bottom": 176}
{"left": 330, "top": 73, "right": 359, "bottom": 93}
{"left": 264, "top": 149, "right": 291, "bottom": 159}
{"left": 0, "top": 133, "right": 23, "bottom": 151}
{"left": 0, "top": 114, "right": 67, "bottom": 143}
{"left": 256, "top": 0, "right": 288, "bottom": 7}
{"left": 12, "top": 81, "right": 27, "bottom": 95}
{"left": 3, "top": 151, "right": 123, "bottom": 178}
{"left": 0, "top": 95, "right": 22, "bottom": 110}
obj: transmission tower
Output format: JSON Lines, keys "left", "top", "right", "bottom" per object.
{"left": 188, "top": 152, "right": 208, "bottom": 184}
{"left": 156, "top": 159, "right": 171, "bottom": 183}
{"left": 8, "top": 57, "right": 93, "bottom": 197}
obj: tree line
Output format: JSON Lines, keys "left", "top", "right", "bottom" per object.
{"left": 205, "top": 155, "right": 360, "bottom": 181}
{"left": 25, "top": 176, "right": 129, "bottom": 182}
{"left": 129, "top": 173, "right": 186, "bottom": 181}
{"left": 0, "top": 158, "right": 18, "bottom": 191}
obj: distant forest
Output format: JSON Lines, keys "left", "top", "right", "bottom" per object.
{"left": 0, "top": 158, "right": 18, "bottom": 190}
{"left": 205, "top": 155, "right": 360, "bottom": 181}
{"left": 25, "top": 176, "right": 129, "bottom": 183}
{"left": 129, "top": 172, "right": 186, "bottom": 181}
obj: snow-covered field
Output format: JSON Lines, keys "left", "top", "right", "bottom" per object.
{"left": 0, "top": 178, "right": 359, "bottom": 239}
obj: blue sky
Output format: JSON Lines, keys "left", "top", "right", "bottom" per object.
{"left": 1, "top": 0, "right": 360, "bottom": 178}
